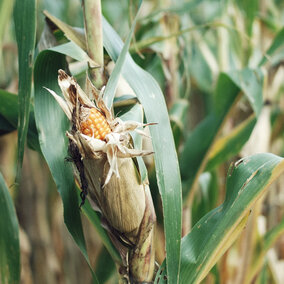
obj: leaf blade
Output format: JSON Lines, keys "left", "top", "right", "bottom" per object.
{"left": 0, "top": 172, "right": 20, "bottom": 284}
{"left": 14, "top": 0, "right": 36, "bottom": 181}
{"left": 158, "top": 153, "right": 284, "bottom": 283}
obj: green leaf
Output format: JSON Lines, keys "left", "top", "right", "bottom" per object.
{"left": 0, "top": 89, "right": 40, "bottom": 151}
{"left": 181, "top": 69, "right": 263, "bottom": 201}
{"left": 103, "top": 17, "right": 182, "bottom": 284}
{"left": 169, "top": 99, "right": 189, "bottom": 148}
{"left": 0, "top": 172, "right": 20, "bottom": 284}
{"left": 0, "top": 115, "right": 15, "bottom": 135}
{"left": 227, "top": 68, "right": 263, "bottom": 117}
{"left": 192, "top": 171, "right": 219, "bottom": 226}
{"left": 79, "top": 190, "right": 121, "bottom": 264}
{"left": 157, "top": 153, "right": 284, "bottom": 284}
{"left": 258, "top": 27, "right": 284, "bottom": 67}
{"left": 95, "top": 247, "right": 116, "bottom": 283}
{"left": 34, "top": 50, "right": 98, "bottom": 284}
{"left": 103, "top": 3, "right": 141, "bottom": 110}
{"left": 0, "top": 90, "right": 18, "bottom": 127}
{"left": 206, "top": 115, "right": 257, "bottom": 171}
{"left": 49, "top": 41, "right": 98, "bottom": 67}
{"left": 14, "top": 0, "right": 36, "bottom": 181}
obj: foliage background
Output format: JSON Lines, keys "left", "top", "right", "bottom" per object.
{"left": 1, "top": 0, "right": 284, "bottom": 283}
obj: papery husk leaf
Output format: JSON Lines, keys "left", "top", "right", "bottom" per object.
{"left": 101, "top": 158, "right": 146, "bottom": 236}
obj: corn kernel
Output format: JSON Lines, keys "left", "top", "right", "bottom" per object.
{"left": 80, "top": 108, "right": 111, "bottom": 140}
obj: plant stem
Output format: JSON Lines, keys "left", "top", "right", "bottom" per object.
{"left": 82, "top": 0, "right": 105, "bottom": 88}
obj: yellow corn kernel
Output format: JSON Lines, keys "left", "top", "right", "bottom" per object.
{"left": 80, "top": 108, "right": 111, "bottom": 140}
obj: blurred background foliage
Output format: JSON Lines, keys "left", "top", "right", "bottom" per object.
{"left": 1, "top": 0, "right": 284, "bottom": 283}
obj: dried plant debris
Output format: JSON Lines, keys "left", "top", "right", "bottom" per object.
{"left": 46, "top": 70, "right": 156, "bottom": 282}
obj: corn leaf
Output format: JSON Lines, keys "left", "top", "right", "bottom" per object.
{"left": 0, "top": 172, "right": 20, "bottom": 284}
{"left": 156, "top": 153, "right": 284, "bottom": 283}
{"left": 14, "top": 0, "right": 36, "bottom": 181}
{"left": 227, "top": 68, "right": 263, "bottom": 117}
{"left": 49, "top": 41, "right": 98, "bottom": 67}
{"left": 258, "top": 27, "right": 284, "bottom": 67}
{"left": 34, "top": 51, "right": 99, "bottom": 284}
{"left": 181, "top": 69, "right": 263, "bottom": 200}
{"left": 79, "top": 190, "right": 121, "bottom": 264}
{"left": 103, "top": 3, "right": 141, "bottom": 109}
{"left": 206, "top": 115, "right": 257, "bottom": 171}
{"left": 0, "top": 89, "right": 40, "bottom": 151}
{"left": 103, "top": 17, "right": 182, "bottom": 284}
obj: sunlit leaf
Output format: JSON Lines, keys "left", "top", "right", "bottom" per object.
{"left": 157, "top": 153, "right": 284, "bottom": 284}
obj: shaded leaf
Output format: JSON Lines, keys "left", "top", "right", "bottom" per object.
{"left": 0, "top": 89, "right": 40, "bottom": 151}
{"left": 206, "top": 115, "right": 257, "bottom": 171}
{"left": 14, "top": 0, "right": 36, "bottom": 181}
{"left": 0, "top": 172, "right": 20, "bottom": 284}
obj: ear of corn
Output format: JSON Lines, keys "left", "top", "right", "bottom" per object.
{"left": 47, "top": 70, "right": 156, "bottom": 282}
{"left": 80, "top": 107, "right": 111, "bottom": 140}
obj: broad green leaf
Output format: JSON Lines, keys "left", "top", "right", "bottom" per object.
{"left": 206, "top": 115, "right": 257, "bottom": 171}
{"left": 0, "top": 115, "right": 14, "bottom": 135}
{"left": 157, "top": 153, "right": 284, "bottom": 284}
{"left": 49, "top": 42, "right": 98, "bottom": 67}
{"left": 34, "top": 50, "right": 98, "bottom": 284}
{"left": 0, "top": 172, "right": 20, "bottom": 284}
{"left": 0, "top": 90, "right": 18, "bottom": 127}
{"left": 95, "top": 247, "right": 116, "bottom": 283}
{"left": 14, "top": 0, "right": 36, "bottom": 181}
{"left": 227, "top": 68, "right": 263, "bottom": 117}
{"left": 79, "top": 190, "right": 121, "bottom": 264}
{"left": 181, "top": 69, "right": 263, "bottom": 202}
{"left": 0, "top": 89, "right": 40, "bottom": 151}
{"left": 192, "top": 171, "right": 219, "bottom": 226}
{"left": 258, "top": 27, "right": 284, "bottom": 67}
{"left": 103, "top": 17, "right": 182, "bottom": 284}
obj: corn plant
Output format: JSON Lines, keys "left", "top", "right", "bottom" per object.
{"left": 1, "top": 0, "right": 284, "bottom": 283}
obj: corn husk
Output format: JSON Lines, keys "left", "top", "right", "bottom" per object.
{"left": 47, "top": 70, "right": 156, "bottom": 282}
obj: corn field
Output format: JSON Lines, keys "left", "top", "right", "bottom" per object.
{"left": 1, "top": 0, "right": 284, "bottom": 283}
